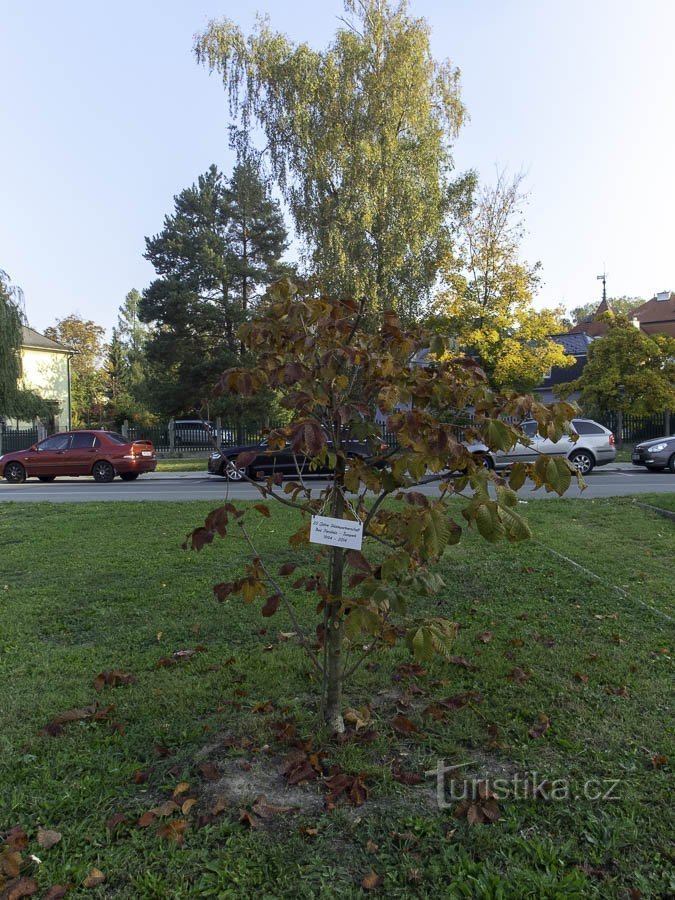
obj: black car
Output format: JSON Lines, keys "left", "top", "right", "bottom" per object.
{"left": 631, "top": 435, "right": 675, "bottom": 472}
{"left": 208, "top": 439, "right": 383, "bottom": 481}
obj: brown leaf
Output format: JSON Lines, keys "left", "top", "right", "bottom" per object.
{"left": 253, "top": 504, "right": 271, "bottom": 518}
{"left": 150, "top": 801, "right": 180, "bottom": 818}
{"left": 449, "top": 656, "right": 478, "bottom": 671}
{"left": 361, "top": 870, "right": 383, "bottom": 891}
{"left": 466, "top": 803, "right": 485, "bottom": 826}
{"left": 1, "top": 849, "right": 22, "bottom": 878}
{"left": 43, "top": 887, "right": 71, "bottom": 900}
{"left": 606, "top": 685, "right": 630, "bottom": 697}
{"left": 36, "top": 828, "right": 62, "bottom": 850}
{"left": 366, "top": 839, "right": 379, "bottom": 853}
{"left": 477, "top": 632, "right": 493, "bottom": 643}
{"left": 131, "top": 769, "right": 151, "bottom": 784}
{"left": 136, "top": 811, "right": 156, "bottom": 828}
{"left": 172, "top": 782, "right": 190, "bottom": 799}
{"left": 507, "top": 667, "right": 531, "bottom": 684}
{"left": 93, "top": 670, "right": 135, "bottom": 691}
{"left": 651, "top": 755, "right": 668, "bottom": 768}
{"left": 181, "top": 799, "right": 198, "bottom": 816}
{"left": 278, "top": 563, "right": 297, "bottom": 577}
{"left": 105, "top": 814, "right": 127, "bottom": 833}
{"left": 298, "top": 825, "right": 319, "bottom": 838}
{"left": 528, "top": 713, "right": 551, "bottom": 739}
{"left": 251, "top": 795, "right": 294, "bottom": 818}
{"left": 392, "top": 715, "right": 419, "bottom": 736}
{"left": 1, "top": 828, "right": 28, "bottom": 851}
{"left": 157, "top": 819, "right": 187, "bottom": 845}
{"left": 261, "top": 594, "right": 282, "bottom": 618}
{"left": 391, "top": 765, "right": 423, "bottom": 785}
{"left": 198, "top": 762, "right": 220, "bottom": 781}
{"left": 82, "top": 868, "right": 106, "bottom": 888}
{"left": 574, "top": 672, "right": 589, "bottom": 684}
{"left": 210, "top": 795, "right": 227, "bottom": 816}
{"left": 238, "top": 809, "right": 262, "bottom": 829}
{"left": 2, "top": 877, "right": 39, "bottom": 898}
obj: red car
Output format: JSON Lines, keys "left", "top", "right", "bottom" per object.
{"left": 0, "top": 430, "right": 157, "bottom": 483}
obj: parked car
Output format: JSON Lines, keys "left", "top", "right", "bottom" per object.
{"left": 471, "top": 418, "right": 616, "bottom": 475}
{"left": 172, "top": 419, "right": 219, "bottom": 447}
{"left": 631, "top": 434, "right": 675, "bottom": 472}
{"left": 0, "top": 430, "right": 157, "bottom": 483}
{"left": 208, "top": 438, "right": 383, "bottom": 481}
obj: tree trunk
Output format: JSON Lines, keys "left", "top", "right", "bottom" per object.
{"left": 323, "top": 462, "right": 347, "bottom": 732}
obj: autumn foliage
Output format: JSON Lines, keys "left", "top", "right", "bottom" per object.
{"left": 189, "top": 278, "right": 579, "bottom": 730}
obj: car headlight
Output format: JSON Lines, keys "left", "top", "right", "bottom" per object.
{"left": 647, "top": 443, "right": 668, "bottom": 453}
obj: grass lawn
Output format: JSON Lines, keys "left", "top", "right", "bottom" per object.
{"left": 1, "top": 495, "right": 673, "bottom": 898}
{"left": 155, "top": 458, "right": 209, "bottom": 472}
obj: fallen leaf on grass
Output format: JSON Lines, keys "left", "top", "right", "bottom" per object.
{"left": 36, "top": 829, "right": 61, "bottom": 850}
{"left": 528, "top": 713, "right": 551, "bottom": 739}
{"left": 105, "top": 814, "right": 127, "bottom": 833}
{"left": 448, "top": 656, "right": 478, "bottom": 671}
{"left": 343, "top": 707, "right": 371, "bottom": 730}
{"left": 172, "top": 782, "right": 190, "bottom": 799}
{"left": 82, "top": 868, "right": 105, "bottom": 888}
{"left": 574, "top": 672, "right": 589, "bottom": 684}
{"left": 1, "top": 849, "right": 23, "bottom": 878}
{"left": 391, "top": 764, "right": 423, "bottom": 785}
{"left": 38, "top": 704, "right": 114, "bottom": 737}
{"left": 1, "top": 828, "right": 28, "bottom": 851}
{"left": 477, "top": 632, "right": 493, "bottom": 643}
{"left": 238, "top": 809, "right": 262, "bottom": 829}
{"left": 181, "top": 799, "right": 197, "bottom": 815}
{"left": 455, "top": 781, "right": 501, "bottom": 826}
{"left": 1, "top": 876, "right": 39, "bottom": 898}
{"left": 507, "top": 667, "right": 531, "bottom": 684}
{"left": 150, "top": 801, "right": 180, "bottom": 818}
{"left": 392, "top": 715, "right": 420, "bottom": 736}
{"left": 366, "top": 839, "right": 379, "bottom": 853}
{"left": 93, "top": 670, "right": 135, "bottom": 691}
{"left": 361, "top": 870, "right": 382, "bottom": 890}
{"left": 606, "top": 686, "right": 630, "bottom": 697}
{"left": 298, "top": 825, "right": 319, "bottom": 838}
{"left": 251, "top": 795, "right": 295, "bottom": 818}
{"left": 157, "top": 819, "right": 187, "bottom": 845}
{"left": 651, "top": 755, "right": 668, "bottom": 768}
{"left": 43, "top": 886, "right": 72, "bottom": 899}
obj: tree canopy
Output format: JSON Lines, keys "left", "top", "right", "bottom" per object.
{"left": 195, "top": 0, "right": 467, "bottom": 321}
{"left": 45, "top": 314, "right": 106, "bottom": 427}
{"left": 569, "top": 295, "right": 643, "bottom": 326}
{"left": 140, "top": 163, "right": 288, "bottom": 418}
{"left": 556, "top": 314, "right": 675, "bottom": 417}
{"left": 431, "top": 172, "right": 571, "bottom": 391}
{"left": 189, "top": 277, "right": 579, "bottom": 730}
{"left": 0, "top": 270, "right": 24, "bottom": 418}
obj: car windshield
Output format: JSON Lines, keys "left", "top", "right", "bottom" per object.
{"left": 102, "top": 432, "right": 129, "bottom": 445}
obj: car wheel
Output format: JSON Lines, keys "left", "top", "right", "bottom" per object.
{"left": 569, "top": 450, "right": 594, "bottom": 474}
{"left": 4, "top": 462, "right": 26, "bottom": 484}
{"left": 223, "top": 459, "right": 247, "bottom": 481}
{"left": 38, "top": 476, "right": 56, "bottom": 482}
{"left": 476, "top": 454, "right": 494, "bottom": 470}
{"left": 668, "top": 453, "right": 675, "bottom": 474}
{"left": 120, "top": 472, "right": 139, "bottom": 481}
{"left": 92, "top": 460, "right": 115, "bottom": 483}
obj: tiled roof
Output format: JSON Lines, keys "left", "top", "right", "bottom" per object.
{"left": 21, "top": 326, "right": 72, "bottom": 353}
{"left": 552, "top": 332, "right": 593, "bottom": 355}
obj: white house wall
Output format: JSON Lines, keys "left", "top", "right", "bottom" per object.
{"left": 19, "top": 347, "right": 70, "bottom": 428}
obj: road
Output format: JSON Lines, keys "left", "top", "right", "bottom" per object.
{"left": 1, "top": 467, "right": 674, "bottom": 502}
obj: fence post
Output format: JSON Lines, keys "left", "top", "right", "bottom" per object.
{"left": 216, "top": 416, "right": 222, "bottom": 445}
{"left": 169, "top": 418, "right": 175, "bottom": 453}
{"left": 122, "top": 419, "right": 129, "bottom": 438}
{"left": 665, "top": 410, "right": 671, "bottom": 436}
{"left": 37, "top": 420, "right": 47, "bottom": 442}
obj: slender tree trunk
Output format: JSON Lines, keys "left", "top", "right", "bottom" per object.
{"left": 323, "top": 460, "right": 346, "bottom": 732}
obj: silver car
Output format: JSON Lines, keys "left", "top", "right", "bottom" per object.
{"left": 631, "top": 435, "right": 675, "bottom": 472}
{"left": 479, "top": 418, "right": 616, "bottom": 475}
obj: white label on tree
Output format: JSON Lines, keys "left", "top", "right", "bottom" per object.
{"left": 310, "top": 515, "right": 363, "bottom": 550}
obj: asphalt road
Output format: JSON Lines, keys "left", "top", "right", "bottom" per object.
{"left": 1, "top": 466, "right": 674, "bottom": 502}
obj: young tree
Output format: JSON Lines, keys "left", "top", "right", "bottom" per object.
{"left": 556, "top": 314, "right": 675, "bottom": 438}
{"left": 140, "top": 164, "right": 288, "bottom": 416}
{"left": 188, "top": 278, "right": 579, "bottom": 731}
{"left": 431, "top": 171, "right": 571, "bottom": 391}
{"left": 45, "top": 315, "right": 106, "bottom": 426}
{"left": 195, "top": 0, "right": 467, "bottom": 321}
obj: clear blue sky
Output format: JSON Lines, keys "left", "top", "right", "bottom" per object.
{"left": 2, "top": 0, "right": 673, "bottom": 337}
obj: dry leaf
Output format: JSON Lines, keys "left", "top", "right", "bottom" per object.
{"left": 36, "top": 829, "right": 62, "bottom": 850}
{"left": 2, "top": 877, "right": 39, "bottom": 898}
{"left": 251, "top": 795, "right": 294, "bottom": 818}
{"left": 366, "top": 839, "right": 379, "bottom": 853}
{"left": 181, "top": 799, "right": 197, "bottom": 815}
{"left": 82, "top": 868, "right": 106, "bottom": 888}
{"left": 361, "top": 870, "right": 382, "bottom": 890}
{"left": 172, "top": 782, "right": 190, "bottom": 799}
{"left": 528, "top": 713, "right": 551, "bottom": 739}
{"left": 157, "top": 819, "right": 187, "bottom": 845}
{"left": 1, "top": 849, "right": 23, "bottom": 878}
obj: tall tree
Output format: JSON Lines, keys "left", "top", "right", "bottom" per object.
{"left": 0, "top": 270, "right": 24, "bottom": 417}
{"left": 140, "top": 164, "right": 287, "bottom": 417}
{"left": 431, "top": 172, "right": 570, "bottom": 391}
{"left": 556, "top": 314, "right": 675, "bottom": 432}
{"left": 195, "top": 0, "right": 467, "bottom": 321}
{"left": 45, "top": 315, "right": 106, "bottom": 426}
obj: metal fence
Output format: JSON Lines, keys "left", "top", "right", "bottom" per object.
{"left": 0, "top": 426, "right": 39, "bottom": 454}
{"left": 595, "top": 411, "right": 673, "bottom": 444}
